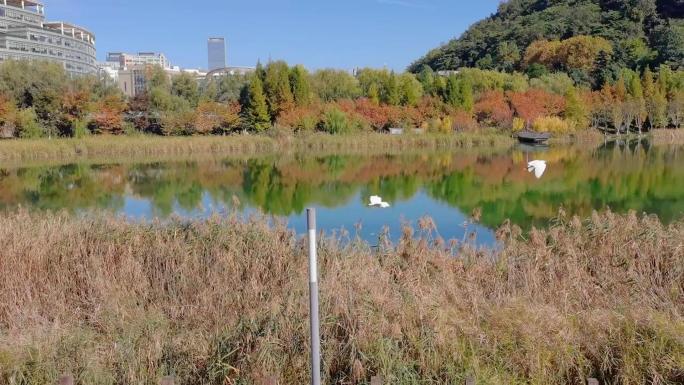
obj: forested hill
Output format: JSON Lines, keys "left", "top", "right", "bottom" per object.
{"left": 409, "top": 0, "right": 683, "bottom": 79}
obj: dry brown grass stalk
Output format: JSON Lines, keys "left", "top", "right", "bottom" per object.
{"left": 0, "top": 209, "right": 682, "bottom": 384}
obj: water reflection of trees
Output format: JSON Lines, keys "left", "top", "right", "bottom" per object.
{"left": 0, "top": 145, "right": 683, "bottom": 229}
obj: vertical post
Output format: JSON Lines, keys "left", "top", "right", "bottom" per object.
{"left": 307, "top": 208, "right": 321, "bottom": 385}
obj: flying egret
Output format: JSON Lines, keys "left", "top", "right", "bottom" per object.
{"left": 527, "top": 160, "right": 547, "bottom": 179}
{"left": 368, "top": 195, "right": 391, "bottom": 208}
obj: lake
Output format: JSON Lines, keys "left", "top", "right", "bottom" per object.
{"left": 1, "top": 138, "right": 683, "bottom": 247}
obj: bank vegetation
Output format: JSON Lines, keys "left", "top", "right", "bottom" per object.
{"left": 0, "top": 209, "right": 682, "bottom": 384}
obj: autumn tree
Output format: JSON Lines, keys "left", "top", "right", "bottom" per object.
{"left": 59, "top": 84, "right": 93, "bottom": 136}
{"left": 90, "top": 94, "right": 127, "bottom": 135}
{"left": 474, "top": 90, "right": 513, "bottom": 127}
{"left": 669, "top": 91, "right": 684, "bottom": 129}
{"left": 523, "top": 36, "right": 613, "bottom": 73}
{"left": 0, "top": 94, "right": 17, "bottom": 138}
{"left": 628, "top": 73, "right": 647, "bottom": 133}
{"left": 195, "top": 101, "right": 241, "bottom": 134}
{"left": 643, "top": 67, "right": 667, "bottom": 129}
{"left": 564, "top": 87, "right": 589, "bottom": 129}
{"left": 507, "top": 88, "right": 565, "bottom": 126}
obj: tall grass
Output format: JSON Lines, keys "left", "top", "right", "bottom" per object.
{"left": 0, "top": 209, "right": 682, "bottom": 384}
{"left": 0, "top": 131, "right": 513, "bottom": 165}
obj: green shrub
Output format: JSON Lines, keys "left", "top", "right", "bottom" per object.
{"left": 72, "top": 119, "right": 90, "bottom": 139}
{"left": 15, "top": 108, "right": 44, "bottom": 139}
{"left": 320, "top": 108, "right": 351, "bottom": 134}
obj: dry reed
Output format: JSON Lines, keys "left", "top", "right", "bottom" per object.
{"left": 0, "top": 209, "right": 682, "bottom": 384}
{"left": 0, "top": 132, "right": 513, "bottom": 165}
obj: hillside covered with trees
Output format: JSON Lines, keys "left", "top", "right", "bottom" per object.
{"left": 409, "top": 0, "right": 683, "bottom": 86}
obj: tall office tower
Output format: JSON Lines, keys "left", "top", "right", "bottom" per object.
{"left": 207, "top": 37, "right": 226, "bottom": 71}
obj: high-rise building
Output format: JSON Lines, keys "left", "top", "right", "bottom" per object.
{"left": 0, "top": 0, "right": 97, "bottom": 75}
{"left": 207, "top": 37, "right": 225, "bottom": 71}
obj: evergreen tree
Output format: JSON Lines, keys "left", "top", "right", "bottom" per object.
{"left": 289, "top": 65, "right": 311, "bottom": 107}
{"left": 368, "top": 83, "right": 380, "bottom": 105}
{"left": 417, "top": 65, "right": 435, "bottom": 96}
{"left": 242, "top": 75, "right": 270, "bottom": 132}
{"left": 384, "top": 71, "right": 401, "bottom": 106}
{"left": 445, "top": 75, "right": 461, "bottom": 107}
{"left": 255, "top": 61, "right": 266, "bottom": 81}
{"left": 264, "top": 61, "right": 294, "bottom": 119}
{"left": 460, "top": 78, "right": 474, "bottom": 113}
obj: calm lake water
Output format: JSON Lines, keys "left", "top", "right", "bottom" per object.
{"left": 1, "top": 139, "right": 683, "bottom": 247}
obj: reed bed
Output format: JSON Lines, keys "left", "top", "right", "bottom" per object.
{"left": 0, "top": 209, "right": 682, "bottom": 385}
{"left": 0, "top": 131, "right": 513, "bottom": 165}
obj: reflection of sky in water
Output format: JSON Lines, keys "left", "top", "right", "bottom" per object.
{"left": 3, "top": 141, "right": 684, "bottom": 250}
{"left": 119, "top": 190, "right": 496, "bottom": 247}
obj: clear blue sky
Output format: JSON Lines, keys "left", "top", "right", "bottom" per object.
{"left": 47, "top": 0, "right": 501, "bottom": 71}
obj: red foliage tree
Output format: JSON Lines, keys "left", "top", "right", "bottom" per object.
{"left": 451, "top": 110, "right": 478, "bottom": 132}
{"left": 507, "top": 88, "right": 565, "bottom": 125}
{"left": 474, "top": 91, "right": 513, "bottom": 127}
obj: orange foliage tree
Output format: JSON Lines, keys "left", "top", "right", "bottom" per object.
{"left": 90, "top": 94, "right": 127, "bottom": 135}
{"left": 474, "top": 91, "right": 513, "bottom": 127}
{"left": 276, "top": 104, "right": 322, "bottom": 132}
{"left": 524, "top": 36, "right": 613, "bottom": 72}
{"left": 60, "top": 87, "right": 91, "bottom": 123}
{"left": 195, "top": 101, "right": 241, "bottom": 135}
{"left": 507, "top": 89, "right": 565, "bottom": 126}
{"left": 0, "top": 94, "right": 17, "bottom": 137}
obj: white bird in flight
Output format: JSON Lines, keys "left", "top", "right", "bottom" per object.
{"left": 369, "top": 195, "right": 391, "bottom": 208}
{"left": 527, "top": 160, "right": 547, "bottom": 179}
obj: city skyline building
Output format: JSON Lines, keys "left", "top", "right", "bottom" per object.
{"left": 106, "top": 51, "right": 170, "bottom": 69}
{"left": 207, "top": 37, "right": 225, "bottom": 71}
{"left": 0, "top": 0, "right": 97, "bottom": 75}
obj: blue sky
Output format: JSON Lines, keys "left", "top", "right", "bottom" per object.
{"left": 47, "top": 0, "right": 501, "bottom": 71}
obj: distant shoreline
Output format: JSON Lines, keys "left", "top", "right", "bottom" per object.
{"left": 0, "top": 131, "right": 515, "bottom": 165}
{"left": 2, "top": 129, "right": 683, "bottom": 167}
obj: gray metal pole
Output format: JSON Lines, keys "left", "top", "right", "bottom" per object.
{"left": 307, "top": 208, "right": 321, "bottom": 385}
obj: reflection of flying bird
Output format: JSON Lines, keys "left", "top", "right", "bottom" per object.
{"left": 527, "top": 160, "right": 547, "bottom": 179}
{"left": 368, "top": 195, "right": 391, "bottom": 208}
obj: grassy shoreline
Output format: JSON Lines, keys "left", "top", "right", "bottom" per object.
{"left": 0, "top": 210, "right": 682, "bottom": 384}
{"left": 0, "top": 131, "right": 514, "bottom": 165}
{"left": 2, "top": 129, "right": 683, "bottom": 167}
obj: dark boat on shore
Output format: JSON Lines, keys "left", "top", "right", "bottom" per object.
{"left": 517, "top": 130, "right": 551, "bottom": 144}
